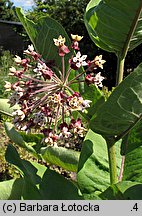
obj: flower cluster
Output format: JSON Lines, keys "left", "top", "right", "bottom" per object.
{"left": 6, "top": 34, "right": 106, "bottom": 149}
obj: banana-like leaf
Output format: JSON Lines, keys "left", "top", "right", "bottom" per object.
{"left": 16, "top": 8, "right": 72, "bottom": 72}
{"left": 40, "top": 146, "right": 80, "bottom": 172}
{"left": 85, "top": 0, "right": 142, "bottom": 56}
{"left": 77, "top": 129, "right": 121, "bottom": 196}
{"left": 90, "top": 63, "right": 142, "bottom": 141}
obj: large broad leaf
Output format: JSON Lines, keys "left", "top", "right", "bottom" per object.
{"left": 5, "top": 144, "right": 82, "bottom": 200}
{"left": 123, "top": 146, "right": 142, "bottom": 183}
{"left": 77, "top": 129, "right": 121, "bottom": 198}
{"left": 16, "top": 7, "right": 72, "bottom": 72}
{"left": 40, "top": 146, "right": 80, "bottom": 172}
{"left": 39, "top": 169, "right": 82, "bottom": 200}
{"left": 0, "top": 178, "right": 23, "bottom": 200}
{"left": 90, "top": 63, "right": 142, "bottom": 141}
{"left": 85, "top": 0, "right": 142, "bottom": 56}
{"left": 100, "top": 181, "right": 142, "bottom": 200}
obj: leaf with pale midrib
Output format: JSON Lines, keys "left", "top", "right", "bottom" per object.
{"left": 85, "top": 0, "right": 142, "bottom": 55}
{"left": 77, "top": 129, "right": 121, "bottom": 195}
{"left": 90, "top": 63, "right": 142, "bottom": 141}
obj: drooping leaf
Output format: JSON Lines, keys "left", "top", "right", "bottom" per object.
{"left": 85, "top": 0, "right": 142, "bottom": 56}
{"left": 4, "top": 122, "right": 37, "bottom": 155}
{"left": 40, "top": 146, "right": 80, "bottom": 172}
{"left": 5, "top": 144, "right": 41, "bottom": 184}
{"left": 77, "top": 129, "right": 121, "bottom": 196}
{"left": 16, "top": 7, "right": 72, "bottom": 72}
{"left": 90, "top": 63, "right": 142, "bottom": 141}
{"left": 0, "top": 99, "right": 18, "bottom": 116}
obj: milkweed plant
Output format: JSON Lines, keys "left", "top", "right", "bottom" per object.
{"left": 5, "top": 35, "right": 105, "bottom": 149}
{"left": 1, "top": 0, "right": 142, "bottom": 200}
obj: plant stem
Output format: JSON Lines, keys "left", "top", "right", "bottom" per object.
{"left": 116, "top": 57, "right": 125, "bottom": 85}
{"left": 118, "top": 155, "right": 125, "bottom": 182}
{"left": 107, "top": 141, "right": 118, "bottom": 185}
{"left": 62, "top": 56, "right": 65, "bottom": 82}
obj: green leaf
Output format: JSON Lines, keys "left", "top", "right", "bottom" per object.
{"left": 90, "top": 63, "right": 142, "bottom": 141}
{"left": 77, "top": 129, "right": 121, "bottom": 196}
{"left": 100, "top": 181, "right": 142, "bottom": 200}
{"left": 121, "top": 120, "right": 142, "bottom": 155}
{"left": 5, "top": 122, "right": 79, "bottom": 171}
{"left": 16, "top": 7, "right": 72, "bottom": 72}
{"left": 40, "top": 146, "right": 80, "bottom": 172}
{"left": 82, "top": 84, "right": 105, "bottom": 120}
{"left": 5, "top": 144, "right": 82, "bottom": 200}
{"left": 0, "top": 99, "right": 18, "bottom": 116}
{"left": 85, "top": 0, "right": 142, "bottom": 56}
{"left": 4, "top": 122, "right": 37, "bottom": 155}
{"left": 0, "top": 178, "right": 23, "bottom": 200}
{"left": 5, "top": 144, "right": 41, "bottom": 184}
{"left": 39, "top": 169, "right": 82, "bottom": 200}
{"left": 123, "top": 146, "right": 142, "bottom": 183}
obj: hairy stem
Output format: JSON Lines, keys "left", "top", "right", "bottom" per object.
{"left": 116, "top": 57, "right": 125, "bottom": 86}
{"left": 107, "top": 142, "right": 118, "bottom": 185}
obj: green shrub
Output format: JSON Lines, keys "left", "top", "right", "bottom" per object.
{"left": 0, "top": 50, "right": 15, "bottom": 97}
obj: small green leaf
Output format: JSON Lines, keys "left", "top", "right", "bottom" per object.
{"left": 40, "top": 146, "right": 80, "bottom": 172}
